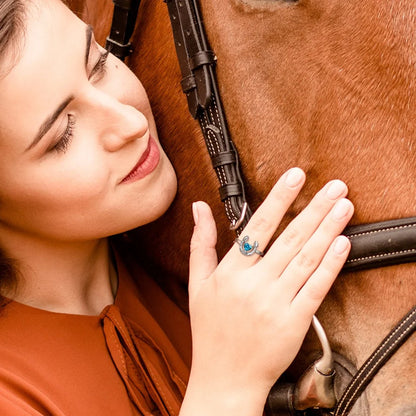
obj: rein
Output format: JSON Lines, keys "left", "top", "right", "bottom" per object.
{"left": 106, "top": 0, "right": 416, "bottom": 414}
{"left": 333, "top": 305, "right": 416, "bottom": 416}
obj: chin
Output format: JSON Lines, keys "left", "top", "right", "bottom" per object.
{"left": 134, "top": 164, "right": 178, "bottom": 228}
{"left": 111, "top": 157, "right": 178, "bottom": 235}
{"left": 151, "top": 169, "right": 178, "bottom": 220}
{"left": 147, "top": 188, "right": 177, "bottom": 224}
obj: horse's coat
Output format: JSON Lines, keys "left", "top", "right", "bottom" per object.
{"left": 70, "top": 0, "right": 416, "bottom": 414}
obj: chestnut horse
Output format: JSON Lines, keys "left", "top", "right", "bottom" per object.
{"left": 69, "top": 1, "right": 416, "bottom": 415}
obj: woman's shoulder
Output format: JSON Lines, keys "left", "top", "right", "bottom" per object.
{"left": 0, "top": 300, "right": 135, "bottom": 415}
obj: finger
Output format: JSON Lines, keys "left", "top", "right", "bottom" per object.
{"left": 277, "top": 198, "right": 353, "bottom": 296}
{"left": 189, "top": 201, "right": 218, "bottom": 294}
{"left": 226, "top": 167, "right": 306, "bottom": 266}
{"left": 290, "top": 235, "right": 351, "bottom": 318}
{"left": 261, "top": 179, "right": 348, "bottom": 274}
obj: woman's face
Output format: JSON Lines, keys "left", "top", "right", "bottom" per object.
{"left": 0, "top": 0, "right": 177, "bottom": 242}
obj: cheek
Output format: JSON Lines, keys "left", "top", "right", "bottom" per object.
{"left": 2, "top": 153, "right": 109, "bottom": 215}
{"left": 0, "top": 154, "right": 112, "bottom": 240}
{"left": 42, "top": 157, "right": 110, "bottom": 209}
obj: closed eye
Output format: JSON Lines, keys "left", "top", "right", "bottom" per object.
{"left": 89, "top": 50, "right": 109, "bottom": 81}
{"left": 49, "top": 114, "right": 75, "bottom": 154}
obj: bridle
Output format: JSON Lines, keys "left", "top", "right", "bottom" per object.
{"left": 106, "top": 1, "right": 416, "bottom": 415}
{"left": 107, "top": 1, "right": 416, "bottom": 414}
{"left": 107, "top": 0, "right": 251, "bottom": 232}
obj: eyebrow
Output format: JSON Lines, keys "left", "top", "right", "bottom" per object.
{"left": 85, "top": 25, "right": 93, "bottom": 68}
{"left": 25, "top": 25, "right": 94, "bottom": 152}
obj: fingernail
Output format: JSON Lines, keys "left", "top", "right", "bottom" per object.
{"left": 192, "top": 202, "right": 199, "bottom": 225}
{"left": 333, "top": 236, "right": 350, "bottom": 254}
{"left": 285, "top": 167, "right": 304, "bottom": 188}
{"left": 326, "top": 180, "right": 347, "bottom": 200}
{"left": 332, "top": 199, "right": 352, "bottom": 220}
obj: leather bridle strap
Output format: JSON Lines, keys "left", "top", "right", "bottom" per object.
{"left": 106, "top": 0, "right": 141, "bottom": 60}
{"left": 163, "top": 0, "right": 416, "bottom": 259}
{"left": 105, "top": 1, "right": 416, "bottom": 413}
{"left": 343, "top": 216, "right": 416, "bottom": 271}
{"left": 333, "top": 305, "right": 416, "bottom": 416}
{"left": 164, "top": 0, "right": 251, "bottom": 232}
{"left": 105, "top": 0, "right": 416, "bottom": 268}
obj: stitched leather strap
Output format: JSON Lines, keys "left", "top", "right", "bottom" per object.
{"left": 333, "top": 306, "right": 416, "bottom": 415}
{"left": 211, "top": 151, "right": 237, "bottom": 169}
{"left": 343, "top": 217, "right": 416, "bottom": 271}
{"left": 108, "top": 2, "right": 416, "bottom": 412}
{"left": 106, "top": 0, "right": 141, "bottom": 60}
{"left": 165, "top": 0, "right": 251, "bottom": 232}
{"left": 108, "top": 0, "right": 416, "bottom": 267}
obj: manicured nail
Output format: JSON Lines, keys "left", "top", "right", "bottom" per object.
{"left": 285, "top": 167, "right": 304, "bottom": 188}
{"left": 192, "top": 202, "right": 199, "bottom": 225}
{"left": 332, "top": 198, "right": 352, "bottom": 220}
{"left": 333, "top": 236, "right": 350, "bottom": 255}
{"left": 326, "top": 180, "right": 347, "bottom": 200}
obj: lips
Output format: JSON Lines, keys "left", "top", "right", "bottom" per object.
{"left": 120, "top": 136, "right": 160, "bottom": 183}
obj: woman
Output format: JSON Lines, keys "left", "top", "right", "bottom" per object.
{"left": 0, "top": 0, "right": 354, "bottom": 415}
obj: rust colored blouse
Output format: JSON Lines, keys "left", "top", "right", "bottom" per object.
{"left": 0, "top": 254, "right": 192, "bottom": 416}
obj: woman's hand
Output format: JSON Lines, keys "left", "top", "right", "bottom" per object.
{"left": 182, "top": 168, "right": 353, "bottom": 415}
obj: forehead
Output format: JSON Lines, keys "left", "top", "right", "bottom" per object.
{"left": 0, "top": 0, "right": 86, "bottom": 149}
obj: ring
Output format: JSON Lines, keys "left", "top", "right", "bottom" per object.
{"left": 235, "top": 235, "right": 264, "bottom": 257}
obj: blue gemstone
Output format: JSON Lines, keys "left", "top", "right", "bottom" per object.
{"left": 244, "top": 243, "right": 252, "bottom": 251}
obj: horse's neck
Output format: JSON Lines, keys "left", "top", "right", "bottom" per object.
{"left": 79, "top": 1, "right": 416, "bottom": 413}
{"left": 81, "top": 0, "right": 416, "bottom": 273}
{"left": 199, "top": 0, "right": 416, "bottom": 225}
{"left": 81, "top": 0, "right": 113, "bottom": 43}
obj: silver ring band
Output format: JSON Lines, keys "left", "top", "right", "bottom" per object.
{"left": 235, "top": 235, "right": 264, "bottom": 257}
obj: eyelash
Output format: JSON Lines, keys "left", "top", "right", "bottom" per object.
{"left": 50, "top": 49, "right": 109, "bottom": 155}
{"left": 51, "top": 114, "right": 75, "bottom": 154}
{"left": 90, "top": 50, "right": 110, "bottom": 80}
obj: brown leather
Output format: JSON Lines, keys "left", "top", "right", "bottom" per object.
{"left": 107, "top": 0, "right": 416, "bottom": 272}
{"left": 106, "top": 3, "right": 416, "bottom": 413}
{"left": 343, "top": 216, "right": 416, "bottom": 271}
{"left": 165, "top": 0, "right": 251, "bottom": 231}
{"left": 106, "top": 0, "right": 140, "bottom": 60}
{"left": 333, "top": 306, "right": 416, "bottom": 416}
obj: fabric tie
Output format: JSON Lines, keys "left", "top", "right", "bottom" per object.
{"left": 101, "top": 305, "right": 187, "bottom": 416}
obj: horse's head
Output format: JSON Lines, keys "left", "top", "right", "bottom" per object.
{"left": 197, "top": 1, "right": 416, "bottom": 415}
{"left": 199, "top": 0, "right": 416, "bottom": 222}
{"left": 71, "top": 0, "right": 416, "bottom": 414}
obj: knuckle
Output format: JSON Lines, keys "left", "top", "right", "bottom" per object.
{"left": 189, "top": 241, "right": 198, "bottom": 255}
{"left": 304, "top": 281, "right": 325, "bottom": 303}
{"left": 320, "top": 257, "right": 343, "bottom": 278}
{"left": 249, "top": 214, "right": 273, "bottom": 234}
{"left": 305, "top": 199, "right": 330, "bottom": 223}
{"left": 271, "top": 184, "right": 295, "bottom": 207}
{"left": 280, "top": 226, "right": 303, "bottom": 249}
{"left": 295, "top": 251, "right": 317, "bottom": 270}
{"left": 311, "top": 197, "right": 328, "bottom": 214}
{"left": 189, "top": 230, "right": 201, "bottom": 253}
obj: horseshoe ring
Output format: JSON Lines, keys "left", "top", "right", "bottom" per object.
{"left": 235, "top": 235, "right": 264, "bottom": 257}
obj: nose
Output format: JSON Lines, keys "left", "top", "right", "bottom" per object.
{"left": 87, "top": 89, "right": 149, "bottom": 152}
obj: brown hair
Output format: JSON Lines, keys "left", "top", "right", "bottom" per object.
{"left": 0, "top": 0, "right": 28, "bottom": 78}
{"left": 0, "top": 0, "right": 27, "bottom": 302}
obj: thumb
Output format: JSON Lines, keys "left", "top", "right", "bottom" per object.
{"left": 189, "top": 201, "right": 218, "bottom": 293}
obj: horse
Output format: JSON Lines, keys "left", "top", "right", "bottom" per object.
{"left": 68, "top": 1, "right": 416, "bottom": 415}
